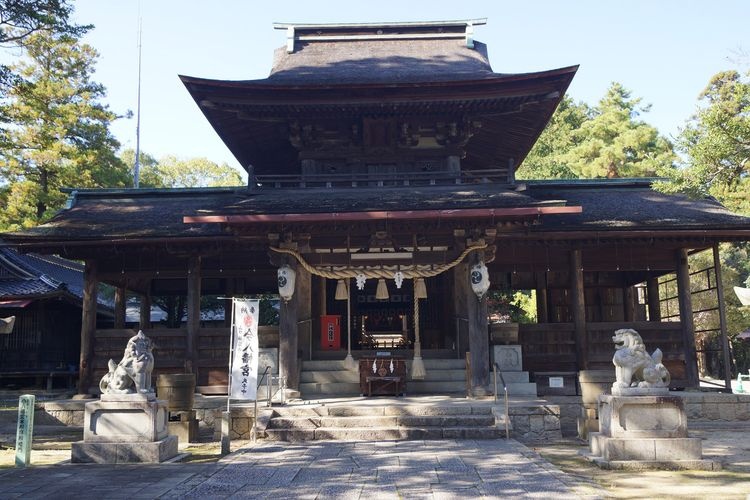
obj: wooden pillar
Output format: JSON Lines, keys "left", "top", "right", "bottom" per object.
{"left": 223, "top": 278, "right": 235, "bottom": 328}
{"left": 646, "top": 277, "right": 661, "bottom": 321}
{"left": 186, "top": 255, "right": 201, "bottom": 375}
{"left": 676, "top": 248, "right": 699, "bottom": 387}
{"left": 452, "top": 264, "right": 469, "bottom": 357}
{"left": 570, "top": 249, "right": 587, "bottom": 370}
{"left": 298, "top": 267, "right": 312, "bottom": 364}
{"left": 713, "top": 244, "right": 733, "bottom": 391}
{"left": 79, "top": 260, "right": 98, "bottom": 395}
{"left": 279, "top": 263, "right": 310, "bottom": 391}
{"left": 457, "top": 258, "right": 489, "bottom": 395}
{"left": 623, "top": 286, "right": 635, "bottom": 322}
{"left": 535, "top": 272, "right": 549, "bottom": 324}
{"left": 114, "top": 287, "right": 126, "bottom": 329}
{"left": 139, "top": 291, "right": 151, "bottom": 330}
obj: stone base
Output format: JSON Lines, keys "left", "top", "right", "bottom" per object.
{"left": 581, "top": 451, "right": 721, "bottom": 471}
{"left": 83, "top": 396, "right": 169, "bottom": 442}
{"left": 169, "top": 418, "right": 199, "bottom": 444}
{"left": 611, "top": 386, "right": 669, "bottom": 397}
{"left": 590, "top": 432, "right": 702, "bottom": 461}
{"left": 71, "top": 435, "right": 178, "bottom": 463}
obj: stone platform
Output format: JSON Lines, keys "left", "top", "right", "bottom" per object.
{"left": 584, "top": 394, "right": 720, "bottom": 470}
{"left": 71, "top": 393, "right": 178, "bottom": 463}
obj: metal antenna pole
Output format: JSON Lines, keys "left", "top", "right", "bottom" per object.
{"left": 133, "top": 16, "right": 143, "bottom": 188}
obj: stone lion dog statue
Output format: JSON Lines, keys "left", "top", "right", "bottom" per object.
{"left": 612, "top": 328, "right": 670, "bottom": 390}
{"left": 99, "top": 330, "right": 155, "bottom": 394}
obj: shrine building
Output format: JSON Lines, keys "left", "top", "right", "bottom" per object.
{"left": 5, "top": 19, "right": 750, "bottom": 398}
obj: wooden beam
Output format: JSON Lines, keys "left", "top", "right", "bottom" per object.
{"left": 569, "top": 249, "right": 587, "bottom": 370}
{"left": 79, "top": 260, "right": 98, "bottom": 395}
{"left": 646, "top": 278, "right": 661, "bottom": 321}
{"left": 114, "top": 287, "right": 126, "bottom": 329}
{"left": 713, "top": 244, "right": 732, "bottom": 391}
{"left": 139, "top": 290, "right": 151, "bottom": 330}
{"left": 186, "top": 255, "right": 201, "bottom": 374}
{"left": 535, "top": 272, "right": 548, "bottom": 323}
{"left": 676, "top": 248, "right": 699, "bottom": 387}
{"left": 623, "top": 286, "right": 635, "bottom": 322}
{"left": 278, "top": 261, "right": 310, "bottom": 391}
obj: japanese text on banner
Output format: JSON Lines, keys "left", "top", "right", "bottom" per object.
{"left": 229, "top": 299, "right": 259, "bottom": 400}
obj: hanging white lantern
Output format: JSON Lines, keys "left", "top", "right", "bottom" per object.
{"left": 277, "top": 265, "right": 296, "bottom": 302}
{"left": 470, "top": 261, "right": 490, "bottom": 299}
{"left": 394, "top": 271, "right": 404, "bottom": 289}
{"left": 355, "top": 273, "right": 366, "bottom": 290}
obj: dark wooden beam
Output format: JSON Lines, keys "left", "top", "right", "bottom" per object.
{"left": 713, "top": 244, "right": 732, "bottom": 391}
{"left": 79, "top": 260, "right": 98, "bottom": 395}
{"left": 646, "top": 278, "right": 661, "bottom": 321}
{"left": 186, "top": 256, "right": 202, "bottom": 374}
{"left": 676, "top": 248, "right": 699, "bottom": 387}
{"left": 114, "top": 287, "right": 126, "bottom": 329}
{"left": 535, "top": 272, "right": 548, "bottom": 323}
{"left": 140, "top": 291, "right": 151, "bottom": 330}
{"left": 569, "top": 249, "right": 587, "bottom": 370}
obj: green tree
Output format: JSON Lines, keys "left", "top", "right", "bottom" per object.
{"left": 119, "top": 150, "right": 245, "bottom": 188}
{"left": 517, "top": 96, "right": 590, "bottom": 179}
{"left": 0, "top": 0, "right": 88, "bottom": 95}
{"left": 564, "top": 83, "right": 676, "bottom": 178}
{"left": 0, "top": 31, "right": 128, "bottom": 229}
{"left": 657, "top": 70, "right": 750, "bottom": 213}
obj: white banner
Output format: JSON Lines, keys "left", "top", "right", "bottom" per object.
{"left": 229, "top": 299, "right": 259, "bottom": 400}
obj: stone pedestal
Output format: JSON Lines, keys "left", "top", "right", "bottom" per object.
{"left": 576, "top": 370, "right": 615, "bottom": 439}
{"left": 584, "top": 394, "right": 719, "bottom": 470}
{"left": 71, "top": 393, "right": 178, "bottom": 463}
{"left": 491, "top": 345, "right": 537, "bottom": 396}
{"left": 168, "top": 410, "right": 199, "bottom": 444}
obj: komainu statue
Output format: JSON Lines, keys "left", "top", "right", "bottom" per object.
{"left": 99, "top": 330, "right": 155, "bottom": 394}
{"left": 612, "top": 328, "right": 670, "bottom": 390}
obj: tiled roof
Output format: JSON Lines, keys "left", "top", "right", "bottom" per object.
{"left": 3, "top": 180, "right": 750, "bottom": 244}
{"left": 0, "top": 247, "right": 80, "bottom": 299}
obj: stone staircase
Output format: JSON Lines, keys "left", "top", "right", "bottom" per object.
{"left": 263, "top": 404, "right": 508, "bottom": 441}
{"left": 494, "top": 370, "right": 538, "bottom": 396}
{"left": 299, "top": 358, "right": 467, "bottom": 397}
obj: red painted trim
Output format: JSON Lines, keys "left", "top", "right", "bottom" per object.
{"left": 183, "top": 206, "right": 583, "bottom": 224}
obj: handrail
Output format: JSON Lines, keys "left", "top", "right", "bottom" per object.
{"left": 493, "top": 362, "right": 510, "bottom": 439}
{"left": 253, "top": 365, "right": 272, "bottom": 442}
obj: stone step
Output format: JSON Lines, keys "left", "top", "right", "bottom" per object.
{"left": 265, "top": 426, "right": 503, "bottom": 442}
{"left": 299, "top": 382, "right": 360, "bottom": 395}
{"left": 267, "top": 414, "right": 497, "bottom": 430}
{"left": 408, "top": 380, "right": 466, "bottom": 393}
{"left": 321, "top": 405, "right": 493, "bottom": 417}
{"left": 300, "top": 371, "right": 360, "bottom": 383}
{"left": 494, "top": 371, "right": 530, "bottom": 384}
{"left": 505, "top": 383, "right": 538, "bottom": 396}
{"left": 301, "top": 358, "right": 466, "bottom": 371}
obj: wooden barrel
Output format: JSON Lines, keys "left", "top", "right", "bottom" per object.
{"left": 156, "top": 373, "right": 196, "bottom": 411}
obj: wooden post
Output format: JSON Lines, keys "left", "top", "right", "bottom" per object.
{"left": 186, "top": 255, "right": 201, "bottom": 375}
{"left": 646, "top": 278, "right": 661, "bottom": 321}
{"left": 535, "top": 272, "right": 549, "bottom": 324}
{"left": 623, "top": 286, "right": 635, "bottom": 322}
{"left": 713, "top": 244, "right": 733, "bottom": 391}
{"left": 279, "top": 262, "right": 310, "bottom": 391}
{"left": 139, "top": 291, "right": 151, "bottom": 330}
{"left": 79, "top": 260, "right": 98, "bottom": 395}
{"left": 114, "top": 287, "right": 126, "bottom": 329}
{"left": 676, "top": 248, "right": 699, "bottom": 387}
{"left": 570, "top": 249, "right": 587, "bottom": 370}
{"left": 223, "top": 278, "right": 235, "bottom": 328}
{"left": 298, "top": 266, "right": 312, "bottom": 365}
{"left": 468, "top": 289, "right": 490, "bottom": 395}
{"left": 452, "top": 264, "right": 469, "bottom": 357}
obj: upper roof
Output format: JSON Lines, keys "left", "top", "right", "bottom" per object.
{"left": 180, "top": 19, "right": 577, "bottom": 176}
{"left": 4, "top": 180, "right": 750, "bottom": 248}
{"left": 267, "top": 19, "right": 493, "bottom": 85}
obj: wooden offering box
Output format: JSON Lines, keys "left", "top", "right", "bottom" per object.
{"left": 359, "top": 356, "right": 406, "bottom": 396}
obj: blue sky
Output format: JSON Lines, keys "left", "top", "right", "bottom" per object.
{"left": 62, "top": 0, "right": 750, "bottom": 174}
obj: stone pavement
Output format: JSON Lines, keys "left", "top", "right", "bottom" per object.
{"left": 0, "top": 439, "right": 605, "bottom": 499}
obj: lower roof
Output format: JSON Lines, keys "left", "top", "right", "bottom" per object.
{"left": 3, "top": 180, "right": 750, "bottom": 247}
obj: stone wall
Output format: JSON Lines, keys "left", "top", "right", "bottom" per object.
{"left": 508, "top": 404, "right": 562, "bottom": 442}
